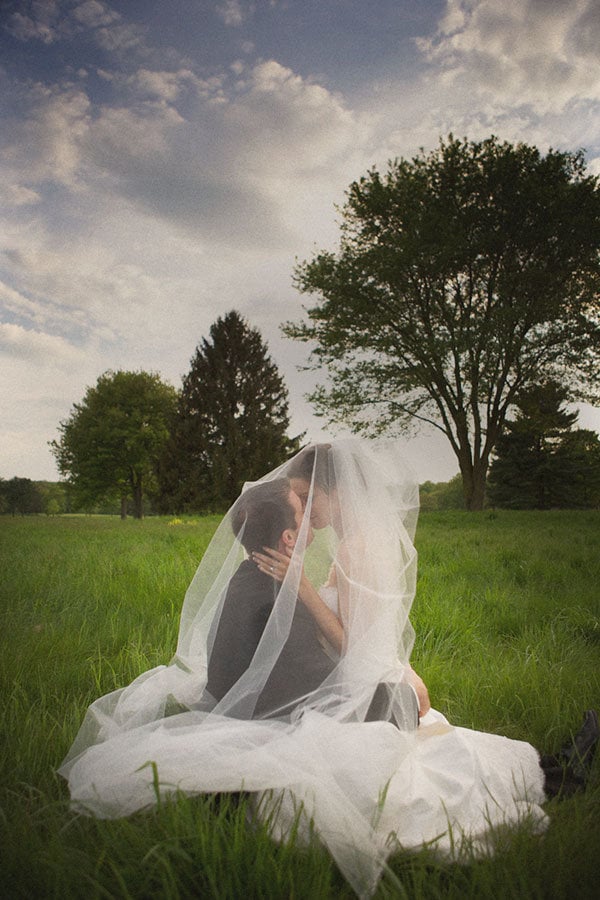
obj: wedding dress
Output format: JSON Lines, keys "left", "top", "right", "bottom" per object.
{"left": 59, "top": 439, "right": 547, "bottom": 898}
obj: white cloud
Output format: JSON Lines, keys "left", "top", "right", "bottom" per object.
{"left": 29, "top": 58, "right": 367, "bottom": 250}
{"left": 0, "top": 184, "right": 42, "bottom": 207}
{"left": 72, "top": 1, "right": 120, "bottom": 28}
{"left": 6, "top": 11, "right": 56, "bottom": 44}
{"left": 87, "top": 100, "right": 184, "bottom": 162}
{"left": 216, "top": 0, "right": 280, "bottom": 27}
{"left": 131, "top": 68, "right": 200, "bottom": 102}
{"left": 5, "top": 1, "right": 65, "bottom": 44}
{"left": 3, "top": 0, "right": 146, "bottom": 57}
{"left": 0, "top": 218, "right": 167, "bottom": 345}
{"left": 209, "top": 60, "right": 375, "bottom": 247}
{"left": 234, "top": 60, "right": 359, "bottom": 161}
{"left": 94, "top": 21, "right": 147, "bottom": 53}
{"left": 0, "top": 323, "right": 104, "bottom": 480}
{"left": 416, "top": 0, "right": 600, "bottom": 114}
{"left": 216, "top": 1, "right": 247, "bottom": 27}
{"left": 0, "top": 321, "right": 84, "bottom": 365}
{"left": 4, "top": 0, "right": 123, "bottom": 45}
{"left": 0, "top": 280, "right": 63, "bottom": 331}
{"left": 587, "top": 156, "right": 600, "bottom": 176}
{"left": 2, "top": 83, "right": 90, "bottom": 187}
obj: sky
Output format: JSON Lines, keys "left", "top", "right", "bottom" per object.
{"left": 1, "top": 0, "right": 600, "bottom": 484}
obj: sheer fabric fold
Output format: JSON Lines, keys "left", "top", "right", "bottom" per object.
{"left": 59, "top": 439, "right": 546, "bottom": 898}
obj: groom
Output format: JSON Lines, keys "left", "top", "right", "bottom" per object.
{"left": 205, "top": 478, "right": 337, "bottom": 718}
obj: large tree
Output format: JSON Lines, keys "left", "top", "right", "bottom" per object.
{"left": 284, "top": 136, "right": 600, "bottom": 509}
{"left": 159, "top": 310, "right": 301, "bottom": 513}
{"left": 51, "top": 371, "right": 177, "bottom": 518}
{"left": 488, "top": 382, "right": 600, "bottom": 509}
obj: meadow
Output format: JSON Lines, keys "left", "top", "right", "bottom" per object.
{"left": 1, "top": 510, "right": 599, "bottom": 899}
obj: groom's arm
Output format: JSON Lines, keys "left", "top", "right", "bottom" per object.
{"left": 206, "top": 569, "right": 272, "bottom": 704}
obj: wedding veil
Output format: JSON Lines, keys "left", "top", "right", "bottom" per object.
{"left": 59, "top": 438, "right": 421, "bottom": 897}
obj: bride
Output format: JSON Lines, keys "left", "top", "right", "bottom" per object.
{"left": 59, "top": 439, "right": 593, "bottom": 898}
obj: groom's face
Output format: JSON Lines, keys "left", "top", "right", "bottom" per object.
{"left": 288, "top": 489, "right": 314, "bottom": 548}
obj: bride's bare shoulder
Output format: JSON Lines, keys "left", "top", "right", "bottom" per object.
{"left": 335, "top": 534, "right": 367, "bottom": 570}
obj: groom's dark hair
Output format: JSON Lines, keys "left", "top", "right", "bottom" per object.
{"left": 231, "top": 478, "right": 296, "bottom": 553}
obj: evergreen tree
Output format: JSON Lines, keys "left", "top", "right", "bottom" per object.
{"left": 488, "top": 383, "right": 600, "bottom": 508}
{"left": 159, "top": 311, "right": 301, "bottom": 512}
{"left": 553, "top": 429, "right": 600, "bottom": 508}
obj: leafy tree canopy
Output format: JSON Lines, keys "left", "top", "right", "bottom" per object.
{"left": 159, "top": 310, "right": 301, "bottom": 513}
{"left": 284, "top": 135, "right": 600, "bottom": 509}
{"left": 50, "top": 370, "right": 177, "bottom": 518}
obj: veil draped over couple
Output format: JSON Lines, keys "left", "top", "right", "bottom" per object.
{"left": 60, "top": 439, "right": 550, "bottom": 897}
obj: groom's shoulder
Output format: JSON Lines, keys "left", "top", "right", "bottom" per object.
{"left": 226, "top": 559, "right": 277, "bottom": 607}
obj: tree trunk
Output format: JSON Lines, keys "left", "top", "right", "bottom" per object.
{"left": 120, "top": 496, "right": 127, "bottom": 520}
{"left": 467, "top": 470, "right": 487, "bottom": 510}
{"left": 132, "top": 476, "right": 144, "bottom": 519}
{"left": 459, "top": 454, "right": 488, "bottom": 511}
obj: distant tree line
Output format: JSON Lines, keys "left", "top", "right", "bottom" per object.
{"left": 8, "top": 376, "right": 600, "bottom": 518}
{"left": 420, "top": 475, "right": 466, "bottom": 511}
{"left": 0, "top": 477, "right": 173, "bottom": 517}
{"left": 10, "top": 308, "right": 600, "bottom": 519}
{"left": 0, "top": 478, "right": 67, "bottom": 516}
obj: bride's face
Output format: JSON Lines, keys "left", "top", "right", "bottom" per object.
{"left": 290, "top": 477, "right": 331, "bottom": 530}
{"left": 287, "top": 488, "right": 314, "bottom": 548}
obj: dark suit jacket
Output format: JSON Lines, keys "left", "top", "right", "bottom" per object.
{"left": 206, "top": 559, "right": 336, "bottom": 717}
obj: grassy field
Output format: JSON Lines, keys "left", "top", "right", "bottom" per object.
{"left": 1, "top": 511, "right": 599, "bottom": 899}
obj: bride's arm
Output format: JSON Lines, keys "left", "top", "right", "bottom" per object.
{"left": 335, "top": 541, "right": 431, "bottom": 716}
{"left": 252, "top": 548, "right": 345, "bottom": 654}
{"left": 297, "top": 571, "right": 344, "bottom": 654}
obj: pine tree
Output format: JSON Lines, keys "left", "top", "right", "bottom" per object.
{"left": 159, "top": 311, "right": 301, "bottom": 512}
{"left": 487, "top": 382, "right": 600, "bottom": 508}
{"left": 553, "top": 429, "right": 600, "bottom": 508}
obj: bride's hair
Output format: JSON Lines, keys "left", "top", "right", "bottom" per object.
{"left": 287, "top": 443, "right": 335, "bottom": 493}
{"left": 231, "top": 478, "right": 295, "bottom": 553}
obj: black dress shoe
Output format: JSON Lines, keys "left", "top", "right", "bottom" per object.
{"left": 560, "top": 709, "right": 600, "bottom": 781}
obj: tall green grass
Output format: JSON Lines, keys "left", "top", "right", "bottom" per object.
{"left": 1, "top": 511, "right": 599, "bottom": 898}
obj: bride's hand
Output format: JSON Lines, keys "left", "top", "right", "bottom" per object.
{"left": 406, "top": 665, "right": 431, "bottom": 718}
{"left": 255, "top": 547, "right": 344, "bottom": 655}
{"left": 252, "top": 547, "right": 296, "bottom": 582}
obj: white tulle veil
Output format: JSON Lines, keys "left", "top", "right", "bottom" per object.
{"left": 59, "top": 439, "right": 426, "bottom": 896}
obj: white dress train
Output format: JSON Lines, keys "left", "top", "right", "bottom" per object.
{"left": 60, "top": 440, "right": 549, "bottom": 899}
{"left": 64, "top": 691, "right": 546, "bottom": 897}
